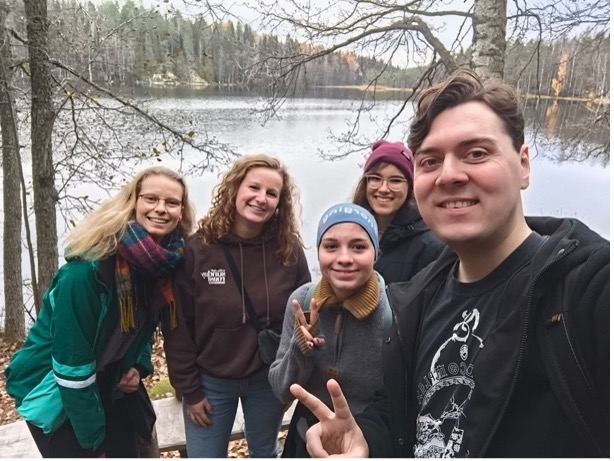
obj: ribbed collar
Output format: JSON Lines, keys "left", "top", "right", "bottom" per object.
{"left": 314, "top": 271, "right": 379, "bottom": 319}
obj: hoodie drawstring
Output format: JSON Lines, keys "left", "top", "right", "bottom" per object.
{"left": 237, "top": 239, "right": 271, "bottom": 327}
{"left": 239, "top": 243, "right": 247, "bottom": 325}
{"left": 262, "top": 236, "right": 271, "bottom": 327}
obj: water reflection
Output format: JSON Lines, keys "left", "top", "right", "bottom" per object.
{"left": 53, "top": 90, "right": 610, "bottom": 244}
{"left": 123, "top": 86, "right": 610, "bottom": 164}
{"left": 0, "top": 90, "right": 609, "bottom": 313}
{"left": 523, "top": 98, "right": 609, "bottom": 164}
{"left": 546, "top": 100, "right": 559, "bottom": 138}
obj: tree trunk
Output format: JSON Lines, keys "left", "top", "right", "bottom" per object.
{"left": 471, "top": 0, "right": 507, "bottom": 81}
{"left": 24, "top": 0, "right": 58, "bottom": 311}
{"left": 0, "top": 2, "right": 25, "bottom": 340}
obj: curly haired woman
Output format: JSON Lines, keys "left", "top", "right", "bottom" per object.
{"left": 165, "top": 154, "right": 311, "bottom": 458}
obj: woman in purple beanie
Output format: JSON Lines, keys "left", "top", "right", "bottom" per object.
{"left": 352, "top": 139, "right": 444, "bottom": 283}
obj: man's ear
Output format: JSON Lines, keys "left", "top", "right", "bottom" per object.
{"left": 519, "top": 144, "right": 530, "bottom": 190}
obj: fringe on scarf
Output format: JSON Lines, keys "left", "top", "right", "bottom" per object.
{"left": 116, "top": 222, "right": 184, "bottom": 333}
{"left": 116, "top": 255, "right": 138, "bottom": 332}
{"left": 117, "top": 265, "right": 179, "bottom": 333}
{"left": 119, "top": 296, "right": 137, "bottom": 332}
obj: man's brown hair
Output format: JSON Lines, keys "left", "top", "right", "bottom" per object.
{"left": 408, "top": 69, "right": 525, "bottom": 153}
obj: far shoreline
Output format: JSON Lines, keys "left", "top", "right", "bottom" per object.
{"left": 318, "top": 84, "right": 610, "bottom": 105}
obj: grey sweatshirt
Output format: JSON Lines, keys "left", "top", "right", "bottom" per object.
{"left": 268, "top": 281, "right": 388, "bottom": 414}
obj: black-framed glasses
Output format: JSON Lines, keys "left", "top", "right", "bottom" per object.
{"left": 364, "top": 175, "right": 408, "bottom": 192}
{"left": 138, "top": 194, "right": 183, "bottom": 209}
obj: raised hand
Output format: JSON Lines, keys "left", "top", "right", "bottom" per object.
{"left": 290, "top": 379, "right": 368, "bottom": 458}
{"left": 293, "top": 297, "right": 326, "bottom": 349}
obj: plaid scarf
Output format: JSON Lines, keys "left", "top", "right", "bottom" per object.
{"left": 116, "top": 222, "right": 185, "bottom": 332}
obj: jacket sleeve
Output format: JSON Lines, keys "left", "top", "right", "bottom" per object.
{"left": 49, "top": 263, "right": 106, "bottom": 450}
{"left": 357, "top": 279, "right": 422, "bottom": 458}
{"left": 593, "top": 251, "right": 609, "bottom": 405}
{"left": 133, "top": 340, "right": 154, "bottom": 378}
{"left": 355, "top": 389, "right": 397, "bottom": 457}
{"left": 355, "top": 326, "right": 408, "bottom": 458}
{"left": 576, "top": 243, "right": 610, "bottom": 405}
{"left": 164, "top": 243, "right": 204, "bottom": 404}
{"left": 268, "top": 284, "right": 316, "bottom": 404}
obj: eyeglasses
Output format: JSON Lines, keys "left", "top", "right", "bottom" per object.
{"left": 138, "top": 194, "right": 183, "bottom": 209}
{"left": 364, "top": 175, "right": 408, "bottom": 192}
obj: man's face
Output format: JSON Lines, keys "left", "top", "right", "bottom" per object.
{"left": 413, "top": 101, "right": 530, "bottom": 252}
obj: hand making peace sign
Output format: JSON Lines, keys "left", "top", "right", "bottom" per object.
{"left": 292, "top": 296, "right": 326, "bottom": 349}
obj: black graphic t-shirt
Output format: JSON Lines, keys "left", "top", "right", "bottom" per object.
{"left": 413, "top": 232, "right": 546, "bottom": 458}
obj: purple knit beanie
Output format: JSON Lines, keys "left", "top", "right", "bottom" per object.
{"left": 363, "top": 140, "right": 415, "bottom": 183}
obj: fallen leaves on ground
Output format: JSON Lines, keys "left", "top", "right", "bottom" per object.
{"left": 0, "top": 337, "right": 22, "bottom": 427}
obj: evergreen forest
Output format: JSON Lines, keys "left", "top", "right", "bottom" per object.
{"left": 9, "top": 0, "right": 610, "bottom": 100}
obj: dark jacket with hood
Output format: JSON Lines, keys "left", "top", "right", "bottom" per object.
{"left": 164, "top": 231, "right": 311, "bottom": 405}
{"left": 356, "top": 216, "right": 609, "bottom": 457}
{"left": 374, "top": 205, "right": 444, "bottom": 284}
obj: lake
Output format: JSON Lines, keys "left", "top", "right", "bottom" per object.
{"left": 0, "top": 89, "right": 610, "bottom": 318}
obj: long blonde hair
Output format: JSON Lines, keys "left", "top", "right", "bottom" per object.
{"left": 64, "top": 166, "right": 195, "bottom": 261}
{"left": 198, "top": 154, "right": 304, "bottom": 265}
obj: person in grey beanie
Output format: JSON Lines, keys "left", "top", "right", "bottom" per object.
{"left": 352, "top": 139, "right": 444, "bottom": 283}
{"left": 269, "top": 203, "right": 390, "bottom": 458}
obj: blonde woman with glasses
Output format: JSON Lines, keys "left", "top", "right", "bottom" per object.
{"left": 352, "top": 140, "right": 444, "bottom": 283}
{"left": 6, "top": 166, "right": 195, "bottom": 458}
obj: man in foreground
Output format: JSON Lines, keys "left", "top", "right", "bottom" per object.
{"left": 290, "top": 69, "right": 609, "bottom": 457}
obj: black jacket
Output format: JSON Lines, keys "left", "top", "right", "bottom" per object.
{"left": 357, "top": 216, "right": 609, "bottom": 457}
{"left": 375, "top": 206, "right": 444, "bottom": 284}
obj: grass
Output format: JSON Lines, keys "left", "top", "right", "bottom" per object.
{"left": 148, "top": 377, "right": 176, "bottom": 400}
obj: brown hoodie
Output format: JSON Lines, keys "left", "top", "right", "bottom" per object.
{"left": 164, "top": 232, "right": 311, "bottom": 405}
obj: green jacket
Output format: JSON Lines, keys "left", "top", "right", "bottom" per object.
{"left": 5, "top": 256, "right": 154, "bottom": 450}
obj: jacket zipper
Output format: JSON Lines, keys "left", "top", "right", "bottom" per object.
{"left": 478, "top": 241, "right": 578, "bottom": 456}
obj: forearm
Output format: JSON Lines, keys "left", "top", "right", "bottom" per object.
{"left": 269, "top": 286, "right": 316, "bottom": 403}
{"left": 168, "top": 258, "right": 204, "bottom": 403}
{"left": 133, "top": 340, "right": 154, "bottom": 378}
{"left": 49, "top": 265, "right": 106, "bottom": 449}
{"left": 164, "top": 331, "right": 203, "bottom": 403}
{"left": 269, "top": 338, "right": 316, "bottom": 403}
{"left": 355, "top": 395, "right": 397, "bottom": 458}
{"left": 58, "top": 384, "right": 106, "bottom": 450}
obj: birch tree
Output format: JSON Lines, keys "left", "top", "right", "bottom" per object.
{"left": 246, "top": 0, "right": 609, "bottom": 156}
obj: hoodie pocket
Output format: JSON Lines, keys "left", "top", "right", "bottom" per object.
{"left": 200, "top": 324, "right": 259, "bottom": 375}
